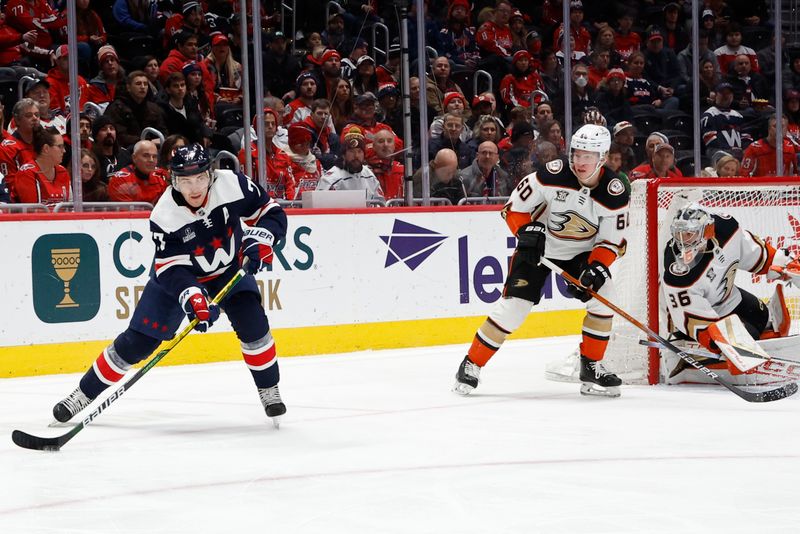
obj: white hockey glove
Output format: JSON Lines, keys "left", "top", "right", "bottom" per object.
{"left": 767, "top": 249, "right": 800, "bottom": 287}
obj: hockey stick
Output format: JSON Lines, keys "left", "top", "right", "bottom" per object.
{"left": 539, "top": 257, "right": 798, "bottom": 403}
{"left": 11, "top": 262, "right": 250, "bottom": 451}
{"left": 638, "top": 339, "right": 800, "bottom": 367}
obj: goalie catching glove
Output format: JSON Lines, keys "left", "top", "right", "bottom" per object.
{"left": 767, "top": 248, "right": 800, "bottom": 287}
{"left": 179, "top": 286, "right": 220, "bottom": 332}
{"left": 566, "top": 261, "right": 610, "bottom": 302}
{"left": 241, "top": 226, "right": 275, "bottom": 274}
{"left": 516, "top": 222, "right": 546, "bottom": 265}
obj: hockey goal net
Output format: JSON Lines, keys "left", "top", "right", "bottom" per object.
{"left": 602, "top": 177, "right": 800, "bottom": 385}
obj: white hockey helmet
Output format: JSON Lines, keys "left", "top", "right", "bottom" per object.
{"left": 569, "top": 124, "right": 611, "bottom": 183}
{"left": 670, "top": 203, "right": 715, "bottom": 266}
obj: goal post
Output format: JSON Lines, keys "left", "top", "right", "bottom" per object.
{"left": 566, "top": 177, "right": 800, "bottom": 385}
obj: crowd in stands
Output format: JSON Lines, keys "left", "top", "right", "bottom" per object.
{"left": 0, "top": 0, "right": 795, "bottom": 209}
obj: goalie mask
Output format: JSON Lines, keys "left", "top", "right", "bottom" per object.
{"left": 569, "top": 124, "right": 610, "bottom": 185}
{"left": 670, "top": 203, "right": 715, "bottom": 266}
{"left": 170, "top": 143, "right": 213, "bottom": 193}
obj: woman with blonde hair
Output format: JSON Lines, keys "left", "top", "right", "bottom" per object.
{"left": 205, "top": 35, "right": 243, "bottom": 105}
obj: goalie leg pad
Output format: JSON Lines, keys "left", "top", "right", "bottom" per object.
{"left": 766, "top": 284, "right": 791, "bottom": 337}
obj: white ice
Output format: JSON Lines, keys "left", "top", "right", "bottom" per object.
{"left": 1, "top": 335, "right": 800, "bottom": 534}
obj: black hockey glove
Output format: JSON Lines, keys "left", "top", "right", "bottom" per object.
{"left": 516, "top": 222, "right": 546, "bottom": 265}
{"left": 566, "top": 262, "right": 611, "bottom": 302}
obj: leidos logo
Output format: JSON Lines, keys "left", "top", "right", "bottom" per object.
{"left": 32, "top": 234, "right": 100, "bottom": 323}
{"left": 380, "top": 219, "right": 447, "bottom": 270}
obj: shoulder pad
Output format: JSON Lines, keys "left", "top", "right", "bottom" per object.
{"left": 663, "top": 242, "right": 715, "bottom": 287}
{"left": 591, "top": 169, "right": 630, "bottom": 210}
{"left": 536, "top": 157, "right": 578, "bottom": 190}
{"left": 711, "top": 213, "right": 739, "bottom": 247}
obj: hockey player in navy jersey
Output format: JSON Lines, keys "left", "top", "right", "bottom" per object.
{"left": 453, "top": 124, "right": 630, "bottom": 397}
{"left": 53, "top": 144, "right": 289, "bottom": 426}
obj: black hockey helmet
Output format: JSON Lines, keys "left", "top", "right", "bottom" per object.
{"left": 170, "top": 143, "right": 211, "bottom": 177}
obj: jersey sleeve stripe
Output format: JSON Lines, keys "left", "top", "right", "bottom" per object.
{"left": 154, "top": 255, "right": 192, "bottom": 277}
{"left": 242, "top": 199, "right": 279, "bottom": 226}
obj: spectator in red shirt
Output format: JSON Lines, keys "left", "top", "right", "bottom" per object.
{"left": 553, "top": 1, "right": 592, "bottom": 56}
{"left": 159, "top": 31, "right": 215, "bottom": 99}
{"left": 500, "top": 50, "right": 546, "bottom": 108}
{"left": 367, "top": 127, "right": 404, "bottom": 200}
{"left": 0, "top": 98, "right": 39, "bottom": 199}
{"left": 630, "top": 141, "right": 683, "bottom": 180}
{"left": 285, "top": 123, "right": 322, "bottom": 197}
{"left": 615, "top": 13, "right": 641, "bottom": 64}
{"left": 86, "top": 45, "right": 123, "bottom": 109}
{"left": 107, "top": 139, "right": 168, "bottom": 205}
{"left": 283, "top": 71, "right": 317, "bottom": 126}
{"left": 4, "top": 0, "right": 66, "bottom": 52}
{"left": 8, "top": 78, "right": 65, "bottom": 135}
{"left": 238, "top": 108, "right": 296, "bottom": 200}
{"left": 46, "top": 45, "right": 89, "bottom": 117}
{"left": 76, "top": 0, "right": 106, "bottom": 74}
{"left": 740, "top": 114, "right": 797, "bottom": 177}
{"left": 476, "top": 0, "right": 513, "bottom": 58}
{"left": 15, "top": 126, "right": 71, "bottom": 206}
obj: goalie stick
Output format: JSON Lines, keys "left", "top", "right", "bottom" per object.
{"left": 539, "top": 257, "right": 798, "bottom": 403}
{"left": 11, "top": 261, "right": 249, "bottom": 452}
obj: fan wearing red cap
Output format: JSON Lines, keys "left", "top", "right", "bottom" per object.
{"left": 206, "top": 33, "right": 243, "bottom": 104}
{"left": 238, "top": 108, "right": 297, "bottom": 200}
{"left": 439, "top": 0, "right": 480, "bottom": 68}
{"left": 285, "top": 123, "right": 323, "bottom": 196}
{"left": 45, "top": 45, "right": 89, "bottom": 116}
{"left": 500, "top": 50, "right": 547, "bottom": 108}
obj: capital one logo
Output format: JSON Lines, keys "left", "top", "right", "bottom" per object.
{"left": 32, "top": 233, "right": 100, "bottom": 323}
{"left": 380, "top": 219, "right": 447, "bottom": 270}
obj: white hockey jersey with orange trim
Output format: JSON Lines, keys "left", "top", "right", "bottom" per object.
{"left": 661, "top": 213, "right": 776, "bottom": 340}
{"left": 501, "top": 157, "right": 630, "bottom": 268}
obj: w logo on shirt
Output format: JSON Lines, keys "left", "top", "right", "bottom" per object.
{"left": 380, "top": 220, "right": 447, "bottom": 271}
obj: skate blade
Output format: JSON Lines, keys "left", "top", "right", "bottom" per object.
{"left": 580, "top": 383, "right": 621, "bottom": 398}
{"left": 270, "top": 415, "right": 282, "bottom": 429}
{"left": 452, "top": 381, "right": 475, "bottom": 396}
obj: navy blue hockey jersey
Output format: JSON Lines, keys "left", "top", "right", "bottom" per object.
{"left": 149, "top": 169, "right": 287, "bottom": 299}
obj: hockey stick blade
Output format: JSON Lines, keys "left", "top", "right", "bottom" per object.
{"left": 539, "top": 257, "right": 798, "bottom": 403}
{"left": 11, "top": 265, "right": 248, "bottom": 451}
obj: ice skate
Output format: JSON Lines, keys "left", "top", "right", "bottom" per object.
{"left": 52, "top": 387, "right": 94, "bottom": 423}
{"left": 579, "top": 356, "right": 621, "bottom": 398}
{"left": 453, "top": 356, "right": 481, "bottom": 395}
{"left": 258, "top": 386, "right": 286, "bottom": 428}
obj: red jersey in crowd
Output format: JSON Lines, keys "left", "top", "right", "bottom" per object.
{"left": 283, "top": 98, "right": 311, "bottom": 127}
{"left": 0, "top": 23, "right": 22, "bottom": 65}
{"left": 553, "top": 24, "right": 592, "bottom": 55}
{"left": 286, "top": 152, "right": 322, "bottom": 198}
{"left": 629, "top": 163, "right": 684, "bottom": 181}
{"left": 715, "top": 45, "right": 760, "bottom": 76}
{"left": 615, "top": 31, "right": 641, "bottom": 63}
{"left": 499, "top": 71, "right": 545, "bottom": 108}
{"left": 107, "top": 165, "right": 169, "bottom": 205}
{"left": 45, "top": 67, "right": 88, "bottom": 116}
{"left": 476, "top": 21, "right": 512, "bottom": 57}
{"left": 159, "top": 49, "right": 216, "bottom": 99}
{"left": 368, "top": 157, "right": 404, "bottom": 200}
{"left": 14, "top": 160, "right": 71, "bottom": 205}
{"left": 4, "top": 0, "right": 66, "bottom": 50}
{"left": 0, "top": 132, "right": 36, "bottom": 200}
{"left": 237, "top": 143, "right": 297, "bottom": 200}
{"left": 740, "top": 138, "right": 797, "bottom": 177}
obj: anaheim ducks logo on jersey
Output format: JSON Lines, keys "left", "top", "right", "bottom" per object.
{"left": 548, "top": 210, "right": 599, "bottom": 241}
{"left": 720, "top": 261, "right": 738, "bottom": 301}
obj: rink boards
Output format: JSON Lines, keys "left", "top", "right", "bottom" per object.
{"left": 0, "top": 207, "right": 586, "bottom": 377}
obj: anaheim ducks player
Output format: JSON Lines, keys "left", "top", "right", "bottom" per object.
{"left": 662, "top": 204, "right": 797, "bottom": 376}
{"left": 453, "top": 124, "right": 630, "bottom": 397}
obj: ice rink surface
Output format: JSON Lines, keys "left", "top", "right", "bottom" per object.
{"left": 2, "top": 335, "right": 800, "bottom": 534}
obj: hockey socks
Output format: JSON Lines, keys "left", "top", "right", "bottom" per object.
{"left": 579, "top": 312, "right": 613, "bottom": 361}
{"left": 242, "top": 332, "right": 280, "bottom": 389}
{"left": 467, "top": 319, "right": 510, "bottom": 367}
{"left": 79, "top": 344, "right": 134, "bottom": 399}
